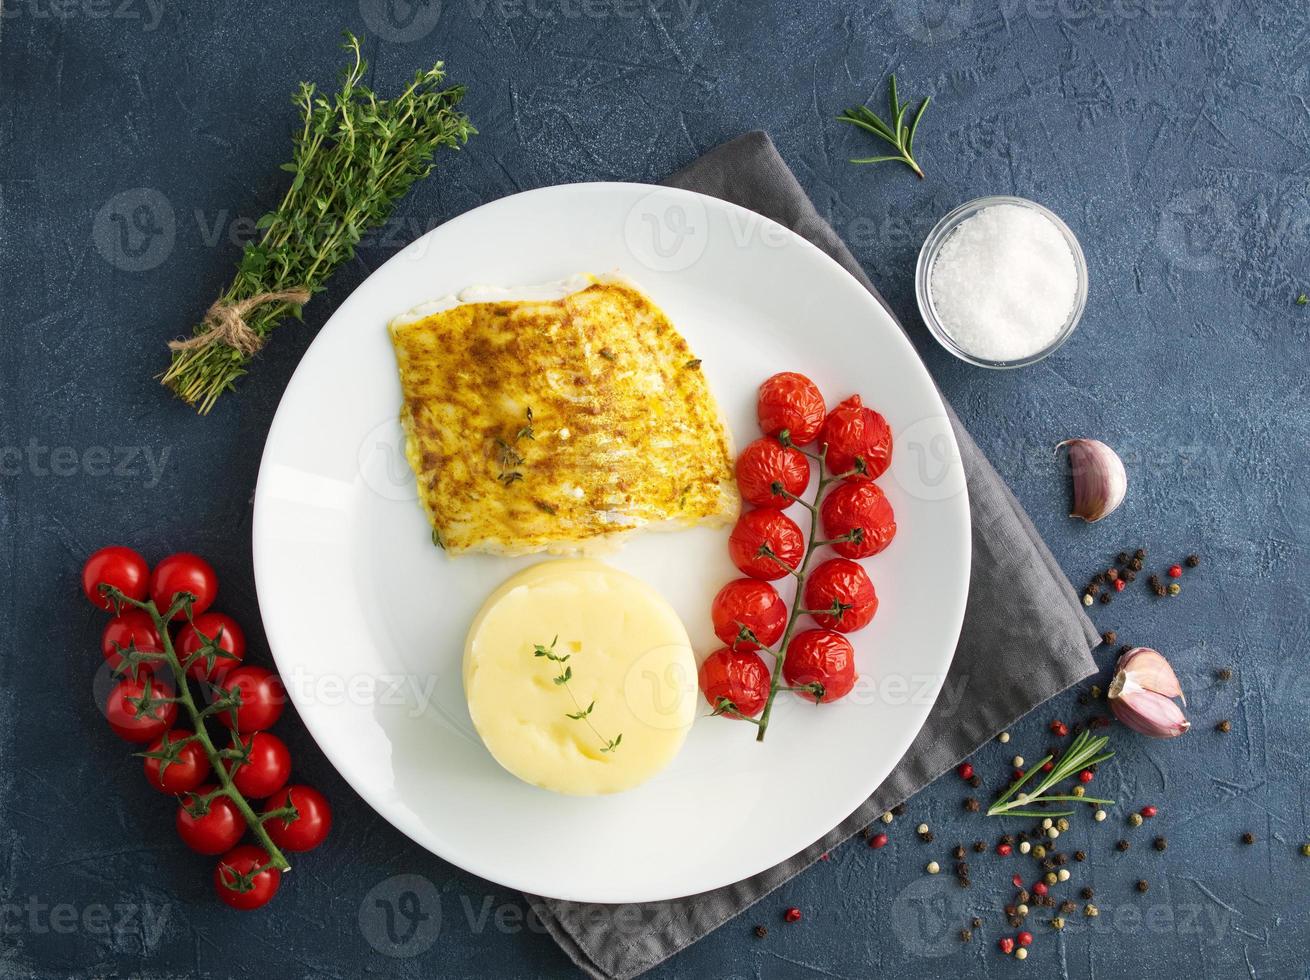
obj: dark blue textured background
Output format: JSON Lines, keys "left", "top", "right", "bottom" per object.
{"left": 2, "top": 0, "right": 1307, "bottom": 976}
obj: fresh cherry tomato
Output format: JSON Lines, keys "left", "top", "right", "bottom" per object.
{"left": 757, "top": 372, "right": 827, "bottom": 446}
{"left": 225, "top": 732, "right": 291, "bottom": 799}
{"left": 698, "top": 648, "right": 771, "bottom": 718}
{"left": 82, "top": 546, "right": 149, "bottom": 611}
{"left": 101, "top": 610, "right": 163, "bottom": 674}
{"left": 818, "top": 395, "right": 892, "bottom": 479}
{"left": 214, "top": 845, "right": 281, "bottom": 911}
{"left": 177, "top": 612, "right": 247, "bottom": 681}
{"left": 217, "top": 666, "right": 287, "bottom": 733}
{"left": 711, "top": 578, "right": 788, "bottom": 650}
{"left": 142, "top": 728, "right": 211, "bottom": 793}
{"left": 820, "top": 480, "right": 897, "bottom": 559}
{"left": 783, "top": 629, "right": 856, "bottom": 703}
{"left": 104, "top": 675, "right": 177, "bottom": 743}
{"left": 263, "top": 785, "right": 332, "bottom": 852}
{"left": 735, "top": 437, "right": 811, "bottom": 508}
{"left": 803, "top": 558, "right": 879, "bottom": 633}
{"left": 150, "top": 553, "right": 218, "bottom": 620}
{"left": 728, "top": 509, "right": 804, "bottom": 580}
{"left": 176, "top": 785, "right": 244, "bottom": 855}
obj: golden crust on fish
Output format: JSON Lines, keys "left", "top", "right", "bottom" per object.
{"left": 388, "top": 276, "right": 738, "bottom": 556}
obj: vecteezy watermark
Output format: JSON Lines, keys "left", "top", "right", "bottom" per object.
{"left": 359, "top": 0, "right": 444, "bottom": 43}
{"left": 889, "top": 875, "right": 971, "bottom": 957}
{"left": 92, "top": 188, "right": 176, "bottom": 272}
{"left": 358, "top": 418, "right": 418, "bottom": 502}
{"left": 362, "top": 0, "right": 698, "bottom": 41}
{"left": 0, "top": 896, "right": 170, "bottom": 946}
{"left": 889, "top": 415, "right": 966, "bottom": 504}
{"left": 359, "top": 874, "right": 443, "bottom": 957}
{"left": 622, "top": 188, "right": 710, "bottom": 272}
{"left": 1, "top": 0, "right": 165, "bottom": 30}
{"left": 0, "top": 440, "right": 170, "bottom": 488}
{"left": 888, "top": 0, "right": 1229, "bottom": 41}
{"left": 889, "top": 0, "right": 974, "bottom": 43}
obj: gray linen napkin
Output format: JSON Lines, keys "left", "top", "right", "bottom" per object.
{"left": 527, "top": 131, "right": 1100, "bottom": 979}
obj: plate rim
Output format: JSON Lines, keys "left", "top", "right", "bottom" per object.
{"left": 252, "top": 179, "right": 971, "bottom": 903}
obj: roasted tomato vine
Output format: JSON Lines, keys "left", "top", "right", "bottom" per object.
{"left": 818, "top": 394, "right": 892, "bottom": 479}
{"left": 728, "top": 508, "right": 805, "bottom": 580}
{"left": 711, "top": 578, "right": 788, "bottom": 650}
{"left": 735, "top": 437, "right": 811, "bottom": 508}
{"left": 757, "top": 372, "right": 827, "bottom": 445}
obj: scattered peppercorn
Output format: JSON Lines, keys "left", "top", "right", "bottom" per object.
{"left": 1114, "top": 579, "right": 1126, "bottom": 592}
{"left": 869, "top": 832, "right": 888, "bottom": 849}
{"left": 1117, "top": 552, "right": 1130, "bottom": 565}
{"left": 783, "top": 907, "right": 802, "bottom": 923}
{"left": 1185, "top": 554, "right": 1200, "bottom": 567}
{"left": 1102, "top": 630, "right": 1117, "bottom": 646}
{"left": 973, "top": 840, "right": 986, "bottom": 853}
{"left": 1106, "top": 568, "right": 1119, "bottom": 582}
{"left": 1051, "top": 916, "right": 1065, "bottom": 930}
{"left": 1085, "top": 904, "right": 1099, "bottom": 918}
{"left": 1054, "top": 852, "right": 1068, "bottom": 867}
{"left": 1078, "top": 769, "right": 1094, "bottom": 784}
{"left": 926, "top": 861, "right": 940, "bottom": 875}
{"left": 1154, "top": 585, "right": 1168, "bottom": 597}
{"left": 1128, "top": 813, "right": 1144, "bottom": 828}
{"left": 1017, "top": 930, "right": 1034, "bottom": 947}
{"left": 1300, "top": 844, "right": 1310, "bottom": 858}
{"left": 1130, "top": 557, "right": 1144, "bottom": 571}
{"left": 957, "top": 762, "right": 974, "bottom": 780}
{"left": 960, "top": 928, "right": 973, "bottom": 943}
{"left": 1123, "top": 570, "right": 1137, "bottom": 582}
{"left": 1149, "top": 574, "right": 1161, "bottom": 588}
{"left": 754, "top": 925, "right": 768, "bottom": 938}
{"left": 972, "top": 917, "right": 983, "bottom": 929}
{"left": 964, "top": 798, "right": 980, "bottom": 813}
{"left": 1217, "top": 668, "right": 1232, "bottom": 681}
{"left": 997, "top": 843, "right": 1013, "bottom": 857}
{"left": 1242, "top": 832, "right": 1255, "bottom": 845}
{"left": 1002, "top": 834, "right": 1016, "bottom": 845}
{"left": 1141, "top": 805, "right": 1158, "bottom": 818}
{"left": 1168, "top": 564, "right": 1182, "bottom": 579}
{"left": 998, "top": 937, "right": 1015, "bottom": 955}
{"left": 968, "top": 774, "right": 983, "bottom": 788}
{"left": 1116, "top": 840, "right": 1130, "bottom": 852}
{"left": 1080, "top": 886, "right": 1094, "bottom": 899}
{"left": 1100, "top": 592, "right": 1112, "bottom": 604}
{"left": 892, "top": 804, "right": 907, "bottom": 816}
{"left": 1154, "top": 837, "right": 1168, "bottom": 851}
{"left": 1136, "top": 879, "right": 1150, "bottom": 893}
{"left": 1032, "top": 882, "right": 1049, "bottom": 897}
{"left": 1168, "top": 583, "right": 1181, "bottom": 596}
{"left": 1217, "top": 719, "right": 1232, "bottom": 733}
{"left": 1074, "top": 851, "right": 1086, "bottom": 862}
{"left": 919, "top": 831, "right": 935, "bottom": 844}
{"left": 1134, "top": 548, "right": 1147, "bottom": 560}
{"left": 1050, "top": 720, "right": 1070, "bottom": 737}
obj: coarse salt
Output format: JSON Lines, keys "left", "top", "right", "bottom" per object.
{"left": 929, "top": 203, "right": 1079, "bottom": 362}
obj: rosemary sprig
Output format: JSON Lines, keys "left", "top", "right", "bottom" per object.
{"left": 534, "top": 637, "right": 622, "bottom": 753}
{"left": 987, "top": 729, "right": 1116, "bottom": 818}
{"left": 837, "top": 74, "right": 930, "bottom": 179}
{"left": 161, "top": 32, "right": 475, "bottom": 414}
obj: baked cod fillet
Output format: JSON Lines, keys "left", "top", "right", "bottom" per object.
{"left": 387, "top": 275, "right": 738, "bottom": 556}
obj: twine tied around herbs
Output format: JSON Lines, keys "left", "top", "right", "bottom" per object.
{"left": 168, "top": 288, "right": 312, "bottom": 357}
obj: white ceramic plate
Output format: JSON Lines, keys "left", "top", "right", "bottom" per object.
{"left": 252, "top": 183, "right": 970, "bottom": 904}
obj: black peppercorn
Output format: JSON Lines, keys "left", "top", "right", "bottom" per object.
{"left": 1093, "top": 572, "right": 1107, "bottom": 585}
{"left": 1117, "top": 552, "right": 1130, "bottom": 565}
{"left": 1054, "top": 852, "right": 1068, "bottom": 866}
{"left": 1074, "top": 850, "right": 1086, "bottom": 862}
{"left": 1217, "top": 668, "right": 1232, "bottom": 681}
{"left": 1137, "top": 879, "right": 1150, "bottom": 893}
{"left": 1081, "top": 886, "right": 1094, "bottom": 899}
{"left": 1134, "top": 548, "right": 1147, "bottom": 560}
{"left": 1106, "top": 568, "right": 1119, "bottom": 582}
{"left": 953, "top": 844, "right": 967, "bottom": 859}
{"left": 973, "top": 840, "right": 986, "bottom": 853}
{"left": 1149, "top": 574, "right": 1161, "bottom": 588}
{"left": 1001, "top": 834, "right": 1015, "bottom": 846}
{"left": 754, "top": 925, "right": 768, "bottom": 938}
{"left": 892, "top": 803, "right": 907, "bottom": 816}
{"left": 1060, "top": 900, "right": 1077, "bottom": 914}
{"left": 1130, "top": 557, "right": 1144, "bottom": 571}
{"left": 1100, "top": 592, "right": 1112, "bottom": 604}
{"left": 1154, "top": 585, "right": 1168, "bottom": 597}
{"left": 972, "top": 917, "right": 982, "bottom": 929}
{"left": 1242, "top": 832, "right": 1255, "bottom": 845}
{"left": 1185, "top": 554, "right": 1200, "bottom": 567}
{"left": 964, "top": 798, "right": 980, "bottom": 813}
{"left": 1102, "top": 630, "right": 1117, "bottom": 646}
{"left": 1116, "top": 839, "right": 1130, "bottom": 852}
{"left": 1118, "top": 645, "right": 1132, "bottom": 656}
{"left": 919, "top": 831, "right": 934, "bottom": 843}
{"left": 968, "top": 774, "right": 982, "bottom": 788}
{"left": 1123, "top": 570, "right": 1137, "bottom": 582}
{"left": 1154, "top": 837, "right": 1168, "bottom": 851}
{"left": 1217, "top": 719, "right": 1232, "bottom": 733}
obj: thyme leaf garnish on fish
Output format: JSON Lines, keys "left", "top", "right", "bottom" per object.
{"left": 496, "top": 407, "right": 535, "bottom": 485}
{"left": 838, "top": 74, "right": 930, "bottom": 179}
{"left": 534, "top": 637, "right": 622, "bottom": 752}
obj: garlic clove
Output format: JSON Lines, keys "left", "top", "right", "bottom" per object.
{"left": 1108, "top": 684, "right": 1191, "bottom": 738}
{"left": 1057, "top": 439, "right": 1127, "bottom": 522}
{"left": 1108, "top": 646, "right": 1190, "bottom": 738}
{"left": 1116, "top": 646, "right": 1185, "bottom": 705}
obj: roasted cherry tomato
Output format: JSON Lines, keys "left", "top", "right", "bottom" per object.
{"left": 711, "top": 578, "right": 788, "bottom": 650}
{"left": 101, "top": 610, "right": 163, "bottom": 674}
{"left": 217, "top": 666, "right": 287, "bottom": 733}
{"left": 803, "top": 558, "right": 879, "bottom": 633}
{"left": 757, "top": 372, "right": 827, "bottom": 446}
{"left": 225, "top": 731, "right": 291, "bottom": 799}
{"left": 214, "top": 845, "right": 281, "bottom": 911}
{"left": 728, "top": 508, "right": 805, "bottom": 580}
{"left": 820, "top": 480, "right": 897, "bottom": 559}
{"left": 783, "top": 629, "right": 856, "bottom": 703}
{"left": 142, "top": 728, "right": 211, "bottom": 793}
{"left": 177, "top": 612, "right": 247, "bottom": 681}
{"left": 698, "top": 648, "right": 771, "bottom": 718}
{"left": 263, "top": 785, "right": 332, "bottom": 853}
{"left": 818, "top": 395, "right": 892, "bottom": 479}
{"left": 105, "top": 675, "right": 177, "bottom": 743}
{"left": 150, "top": 552, "right": 218, "bottom": 620}
{"left": 82, "top": 546, "right": 149, "bottom": 611}
{"left": 735, "top": 437, "right": 811, "bottom": 508}
{"left": 176, "top": 785, "right": 244, "bottom": 855}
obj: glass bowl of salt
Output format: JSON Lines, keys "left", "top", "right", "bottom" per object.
{"left": 915, "top": 195, "right": 1088, "bottom": 369}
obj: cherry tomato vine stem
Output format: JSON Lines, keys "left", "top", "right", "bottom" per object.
{"left": 102, "top": 585, "right": 292, "bottom": 873}
{"left": 752, "top": 437, "right": 861, "bottom": 742}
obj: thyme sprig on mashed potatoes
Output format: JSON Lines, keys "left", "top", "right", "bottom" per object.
{"left": 534, "top": 637, "right": 623, "bottom": 753}
{"left": 162, "top": 33, "right": 474, "bottom": 414}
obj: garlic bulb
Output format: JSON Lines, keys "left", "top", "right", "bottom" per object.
{"left": 1108, "top": 647, "right": 1190, "bottom": 738}
{"left": 1057, "top": 439, "right": 1127, "bottom": 522}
